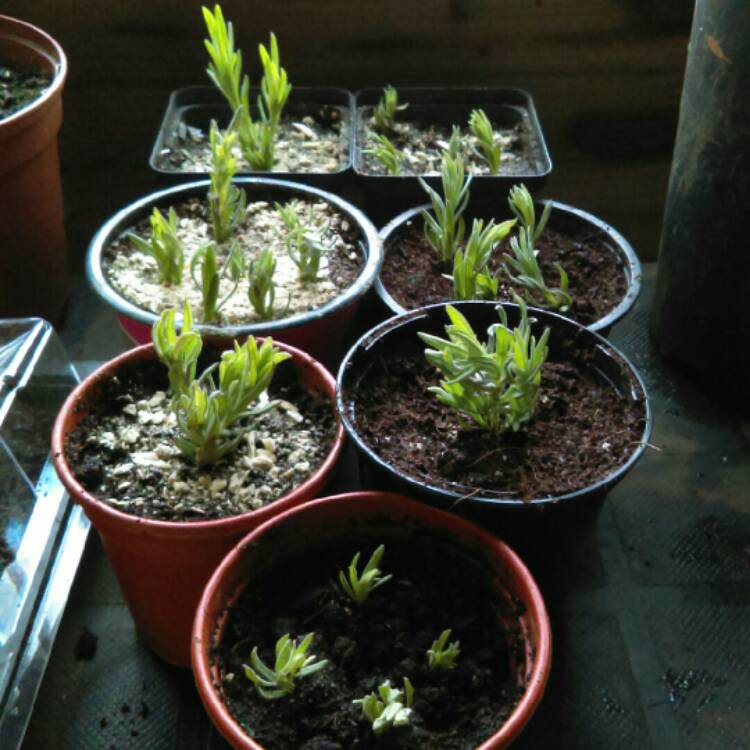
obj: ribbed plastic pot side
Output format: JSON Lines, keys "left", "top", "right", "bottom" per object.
{"left": 51, "top": 339, "right": 345, "bottom": 667}
{"left": 375, "top": 201, "right": 642, "bottom": 335}
{"left": 192, "top": 491, "right": 552, "bottom": 750}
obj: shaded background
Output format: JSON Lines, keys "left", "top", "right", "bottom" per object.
{"left": 5, "top": 0, "right": 692, "bottom": 265}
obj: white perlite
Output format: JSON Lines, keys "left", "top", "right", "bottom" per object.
{"left": 104, "top": 197, "right": 360, "bottom": 325}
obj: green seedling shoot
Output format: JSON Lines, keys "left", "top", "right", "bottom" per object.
{"left": 128, "top": 207, "right": 185, "bottom": 286}
{"left": 247, "top": 248, "right": 277, "bottom": 319}
{"left": 469, "top": 109, "right": 501, "bottom": 175}
{"left": 190, "top": 241, "right": 246, "bottom": 322}
{"left": 208, "top": 121, "right": 246, "bottom": 244}
{"left": 276, "top": 201, "right": 329, "bottom": 282}
{"left": 244, "top": 633, "right": 327, "bottom": 700}
{"left": 418, "top": 297, "right": 550, "bottom": 434}
{"left": 373, "top": 85, "right": 408, "bottom": 132}
{"left": 339, "top": 544, "right": 392, "bottom": 605}
{"left": 420, "top": 153, "right": 472, "bottom": 263}
{"left": 354, "top": 678, "right": 415, "bottom": 735}
{"left": 365, "top": 133, "right": 404, "bottom": 176}
{"left": 426, "top": 629, "right": 461, "bottom": 670}
{"left": 152, "top": 301, "right": 202, "bottom": 397}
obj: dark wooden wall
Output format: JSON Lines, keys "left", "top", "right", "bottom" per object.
{"left": 7, "top": 0, "right": 692, "bottom": 264}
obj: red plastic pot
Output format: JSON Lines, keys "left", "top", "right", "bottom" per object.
{"left": 51, "top": 339, "right": 345, "bottom": 667}
{"left": 0, "top": 15, "right": 68, "bottom": 321}
{"left": 192, "top": 491, "right": 552, "bottom": 749}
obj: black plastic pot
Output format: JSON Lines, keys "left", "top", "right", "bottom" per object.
{"left": 353, "top": 87, "right": 552, "bottom": 224}
{"left": 86, "top": 177, "right": 381, "bottom": 367}
{"left": 375, "top": 200, "right": 641, "bottom": 335}
{"left": 337, "top": 301, "right": 651, "bottom": 530}
{"left": 150, "top": 86, "right": 354, "bottom": 190}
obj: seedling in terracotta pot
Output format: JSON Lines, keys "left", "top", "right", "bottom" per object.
{"left": 244, "top": 633, "right": 327, "bottom": 699}
{"left": 338, "top": 544, "right": 392, "bottom": 605}
{"left": 468, "top": 108, "right": 502, "bottom": 175}
{"left": 372, "top": 85, "right": 408, "bottom": 133}
{"left": 420, "top": 153, "right": 472, "bottom": 263}
{"left": 427, "top": 629, "right": 461, "bottom": 670}
{"left": 364, "top": 133, "right": 404, "bottom": 176}
{"left": 128, "top": 208, "right": 185, "bottom": 286}
{"left": 419, "top": 298, "right": 549, "bottom": 434}
{"left": 354, "top": 677, "right": 415, "bottom": 735}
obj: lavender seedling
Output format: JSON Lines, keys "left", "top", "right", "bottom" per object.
{"left": 152, "top": 301, "right": 201, "bottom": 396}
{"left": 450, "top": 218, "right": 516, "bottom": 301}
{"left": 420, "top": 153, "right": 472, "bottom": 263}
{"left": 505, "top": 184, "right": 571, "bottom": 311}
{"left": 427, "top": 629, "right": 461, "bottom": 670}
{"left": 128, "top": 207, "right": 185, "bottom": 286}
{"left": 365, "top": 133, "right": 404, "bottom": 176}
{"left": 469, "top": 109, "right": 501, "bottom": 175}
{"left": 354, "top": 678, "right": 415, "bottom": 735}
{"left": 208, "top": 121, "right": 246, "bottom": 243}
{"left": 247, "top": 248, "right": 277, "bottom": 319}
{"left": 372, "top": 85, "right": 408, "bottom": 133}
{"left": 202, "top": 4, "right": 246, "bottom": 113}
{"left": 444, "top": 125, "right": 463, "bottom": 160}
{"left": 418, "top": 297, "right": 550, "bottom": 434}
{"left": 190, "top": 241, "right": 246, "bottom": 322}
{"left": 339, "top": 544, "right": 392, "bottom": 605}
{"left": 276, "top": 201, "right": 329, "bottom": 282}
{"left": 244, "top": 633, "right": 327, "bottom": 700}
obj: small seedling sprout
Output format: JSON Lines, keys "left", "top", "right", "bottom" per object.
{"left": 339, "top": 544, "right": 393, "bottom": 605}
{"left": 247, "top": 248, "right": 277, "bottom": 319}
{"left": 275, "top": 201, "right": 330, "bottom": 282}
{"left": 427, "top": 629, "right": 461, "bottom": 670}
{"left": 420, "top": 153, "right": 472, "bottom": 264}
{"left": 190, "top": 241, "right": 246, "bottom": 322}
{"left": 202, "top": 4, "right": 246, "bottom": 113}
{"left": 469, "top": 109, "right": 501, "bottom": 175}
{"left": 128, "top": 207, "right": 185, "bottom": 286}
{"left": 450, "top": 218, "right": 516, "bottom": 301}
{"left": 445, "top": 125, "right": 463, "bottom": 160}
{"left": 244, "top": 633, "right": 327, "bottom": 700}
{"left": 373, "top": 85, "right": 408, "bottom": 133}
{"left": 505, "top": 185, "right": 571, "bottom": 311}
{"left": 365, "top": 133, "right": 404, "bottom": 176}
{"left": 208, "top": 121, "right": 247, "bottom": 244}
{"left": 152, "top": 304, "right": 290, "bottom": 465}
{"left": 418, "top": 297, "right": 550, "bottom": 434}
{"left": 354, "top": 678, "right": 415, "bottom": 735}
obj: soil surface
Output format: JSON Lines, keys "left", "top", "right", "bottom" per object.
{"left": 104, "top": 197, "right": 362, "bottom": 325}
{"left": 65, "top": 355, "right": 337, "bottom": 521}
{"left": 359, "top": 108, "right": 540, "bottom": 176}
{"left": 347, "top": 351, "right": 646, "bottom": 501}
{"left": 157, "top": 108, "right": 349, "bottom": 173}
{"left": 381, "top": 218, "right": 628, "bottom": 326}
{"left": 217, "top": 531, "right": 524, "bottom": 749}
{"left": 0, "top": 64, "right": 50, "bottom": 120}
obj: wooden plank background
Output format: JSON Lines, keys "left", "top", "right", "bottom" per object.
{"left": 6, "top": 0, "right": 692, "bottom": 264}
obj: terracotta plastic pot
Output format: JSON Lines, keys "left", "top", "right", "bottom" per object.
{"left": 51, "top": 339, "right": 345, "bottom": 667}
{"left": 0, "top": 15, "right": 68, "bottom": 321}
{"left": 337, "top": 301, "right": 651, "bottom": 526}
{"left": 192, "top": 491, "right": 552, "bottom": 749}
{"left": 375, "top": 200, "right": 642, "bottom": 335}
{"left": 86, "top": 178, "right": 381, "bottom": 366}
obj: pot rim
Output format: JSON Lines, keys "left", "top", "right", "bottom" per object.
{"left": 86, "top": 177, "right": 382, "bottom": 335}
{"left": 0, "top": 14, "right": 67, "bottom": 129}
{"left": 374, "top": 199, "right": 642, "bottom": 333}
{"left": 192, "top": 490, "right": 552, "bottom": 750}
{"left": 336, "top": 299, "right": 652, "bottom": 509}
{"left": 51, "top": 339, "right": 345, "bottom": 537}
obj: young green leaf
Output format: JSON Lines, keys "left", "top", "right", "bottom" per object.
{"left": 445, "top": 125, "right": 463, "bottom": 160}
{"left": 244, "top": 633, "right": 327, "bottom": 700}
{"left": 247, "top": 248, "right": 277, "bottom": 319}
{"left": 468, "top": 109, "right": 501, "bottom": 175}
{"left": 354, "top": 678, "right": 415, "bottom": 735}
{"left": 208, "top": 121, "right": 247, "bottom": 243}
{"left": 128, "top": 207, "right": 185, "bottom": 286}
{"left": 426, "top": 629, "right": 461, "bottom": 670}
{"left": 202, "top": 4, "right": 247, "bottom": 113}
{"left": 190, "top": 241, "right": 246, "bottom": 323}
{"left": 418, "top": 297, "right": 550, "bottom": 434}
{"left": 420, "top": 153, "right": 472, "bottom": 264}
{"left": 276, "top": 201, "right": 329, "bottom": 282}
{"left": 365, "top": 133, "right": 404, "bottom": 176}
{"left": 339, "top": 544, "right": 392, "bottom": 605}
{"left": 372, "top": 85, "right": 408, "bottom": 133}
{"left": 508, "top": 183, "right": 551, "bottom": 243}
{"left": 152, "top": 301, "right": 202, "bottom": 396}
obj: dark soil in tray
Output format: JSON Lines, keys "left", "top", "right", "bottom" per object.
{"left": 65, "top": 354, "right": 337, "bottom": 522}
{"left": 349, "top": 351, "right": 645, "bottom": 500}
{"left": 217, "top": 531, "right": 523, "bottom": 749}
{"left": 0, "top": 63, "right": 50, "bottom": 120}
{"left": 381, "top": 219, "right": 628, "bottom": 326}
